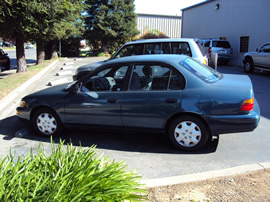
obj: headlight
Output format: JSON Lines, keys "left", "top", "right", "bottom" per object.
{"left": 19, "top": 101, "right": 26, "bottom": 107}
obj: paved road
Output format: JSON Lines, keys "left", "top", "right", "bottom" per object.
{"left": 0, "top": 58, "right": 270, "bottom": 180}
{"left": 4, "top": 48, "right": 36, "bottom": 69}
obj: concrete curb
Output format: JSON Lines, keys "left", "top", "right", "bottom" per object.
{"left": 142, "top": 162, "right": 270, "bottom": 188}
{"left": 0, "top": 60, "right": 59, "bottom": 120}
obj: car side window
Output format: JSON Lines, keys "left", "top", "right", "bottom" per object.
{"left": 144, "top": 43, "right": 164, "bottom": 54}
{"left": 81, "top": 65, "right": 128, "bottom": 92}
{"left": 129, "top": 64, "right": 184, "bottom": 91}
{"left": 171, "top": 42, "right": 192, "bottom": 56}
{"left": 114, "top": 44, "right": 144, "bottom": 58}
{"left": 262, "top": 44, "right": 270, "bottom": 53}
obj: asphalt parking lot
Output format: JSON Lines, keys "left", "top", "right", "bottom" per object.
{"left": 0, "top": 58, "right": 270, "bottom": 180}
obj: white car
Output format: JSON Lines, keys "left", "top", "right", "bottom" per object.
{"left": 26, "top": 43, "right": 34, "bottom": 49}
{"left": 74, "top": 38, "right": 211, "bottom": 80}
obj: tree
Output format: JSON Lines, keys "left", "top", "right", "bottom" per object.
{"left": 27, "top": 0, "right": 85, "bottom": 63}
{"left": 0, "top": 0, "right": 33, "bottom": 72}
{"left": 84, "top": 0, "right": 139, "bottom": 54}
{"left": 0, "top": 0, "right": 85, "bottom": 72}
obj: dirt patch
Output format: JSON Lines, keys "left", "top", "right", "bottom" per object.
{"left": 147, "top": 169, "right": 270, "bottom": 201}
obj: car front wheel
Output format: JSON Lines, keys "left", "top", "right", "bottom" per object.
{"left": 32, "top": 108, "right": 63, "bottom": 137}
{"left": 244, "top": 59, "right": 254, "bottom": 73}
{"left": 168, "top": 115, "right": 209, "bottom": 151}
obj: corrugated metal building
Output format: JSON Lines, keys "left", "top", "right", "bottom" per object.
{"left": 137, "top": 13, "right": 181, "bottom": 38}
{"left": 181, "top": 0, "right": 270, "bottom": 66}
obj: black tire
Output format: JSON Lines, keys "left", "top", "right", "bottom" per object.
{"left": 32, "top": 108, "right": 63, "bottom": 137}
{"left": 209, "top": 52, "right": 218, "bottom": 70}
{"left": 168, "top": 115, "right": 209, "bottom": 151}
{"left": 244, "top": 58, "right": 254, "bottom": 73}
{"left": 5, "top": 60, "right": 10, "bottom": 70}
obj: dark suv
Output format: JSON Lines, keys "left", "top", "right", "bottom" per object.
{"left": 0, "top": 49, "right": 11, "bottom": 71}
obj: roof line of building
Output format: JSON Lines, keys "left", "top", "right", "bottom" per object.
{"left": 136, "top": 13, "right": 181, "bottom": 18}
{"left": 181, "top": 0, "right": 215, "bottom": 11}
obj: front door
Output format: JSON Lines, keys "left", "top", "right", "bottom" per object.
{"left": 65, "top": 64, "right": 129, "bottom": 127}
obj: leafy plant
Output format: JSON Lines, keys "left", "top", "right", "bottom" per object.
{"left": 0, "top": 139, "right": 147, "bottom": 201}
{"left": 97, "top": 52, "right": 105, "bottom": 57}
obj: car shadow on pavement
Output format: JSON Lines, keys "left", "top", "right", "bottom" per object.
{"left": 0, "top": 117, "right": 219, "bottom": 154}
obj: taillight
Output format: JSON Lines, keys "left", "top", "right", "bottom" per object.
{"left": 240, "top": 98, "right": 254, "bottom": 111}
{"left": 208, "top": 47, "right": 212, "bottom": 54}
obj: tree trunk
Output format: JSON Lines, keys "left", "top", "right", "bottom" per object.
{"left": 16, "top": 35, "right": 27, "bottom": 72}
{"left": 36, "top": 39, "right": 44, "bottom": 65}
{"left": 51, "top": 40, "right": 59, "bottom": 59}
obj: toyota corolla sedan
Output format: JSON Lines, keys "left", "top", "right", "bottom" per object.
{"left": 17, "top": 55, "right": 260, "bottom": 151}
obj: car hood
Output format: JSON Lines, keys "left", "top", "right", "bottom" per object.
{"left": 24, "top": 83, "right": 70, "bottom": 99}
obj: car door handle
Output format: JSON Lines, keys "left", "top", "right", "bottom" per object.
{"left": 107, "top": 98, "right": 119, "bottom": 103}
{"left": 165, "top": 98, "right": 177, "bottom": 103}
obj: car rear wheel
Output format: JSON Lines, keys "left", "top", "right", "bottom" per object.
{"left": 244, "top": 59, "right": 254, "bottom": 73}
{"left": 32, "top": 108, "right": 63, "bottom": 137}
{"left": 168, "top": 115, "right": 209, "bottom": 151}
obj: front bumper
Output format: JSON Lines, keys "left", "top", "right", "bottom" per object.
{"left": 16, "top": 106, "right": 31, "bottom": 121}
{"left": 205, "top": 99, "right": 260, "bottom": 135}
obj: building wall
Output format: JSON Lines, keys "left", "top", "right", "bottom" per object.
{"left": 181, "top": 0, "right": 270, "bottom": 66}
{"left": 137, "top": 14, "right": 181, "bottom": 38}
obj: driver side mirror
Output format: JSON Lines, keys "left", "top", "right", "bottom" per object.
{"left": 67, "top": 82, "right": 81, "bottom": 93}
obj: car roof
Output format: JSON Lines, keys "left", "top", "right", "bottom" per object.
{"left": 103, "top": 54, "right": 189, "bottom": 66}
{"left": 124, "top": 38, "right": 199, "bottom": 45}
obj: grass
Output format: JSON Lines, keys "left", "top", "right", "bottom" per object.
{"left": 0, "top": 139, "right": 147, "bottom": 201}
{"left": 0, "top": 59, "right": 56, "bottom": 100}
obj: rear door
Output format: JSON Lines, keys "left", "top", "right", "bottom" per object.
{"left": 121, "top": 63, "right": 185, "bottom": 129}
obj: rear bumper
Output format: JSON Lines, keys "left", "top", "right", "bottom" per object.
{"left": 205, "top": 99, "right": 260, "bottom": 135}
{"left": 218, "top": 55, "right": 232, "bottom": 61}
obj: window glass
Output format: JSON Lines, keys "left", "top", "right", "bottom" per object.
{"left": 114, "top": 44, "right": 144, "bottom": 58}
{"left": 212, "top": 41, "right": 231, "bottom": 48}
{"left": 262, "top": 44, "right": 270, "bottom": 53}
{"left": 144, "top": 43, "right": 163, "bottom": 54}
{"left": 171, "top": 42, "right": 192, "bottom": 56}
{"left": 161, "top": 42, "right": 170, "bottom": 54}
{"left": 180, "top": 58, "right": 222, "bottom": 83}
{"left": 240, "top": 36, "right": 249, "bottom": 52}
{"left": 82, "top": 65, "right": 128, "bottom": 92}
{"left": 129, "top": 64, "right": 184, "bottom": 91}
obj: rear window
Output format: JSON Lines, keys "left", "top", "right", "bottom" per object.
{"left": 180, "top": 57, "right": 222, "bottom": 83}
{"left": 212, "top": 41, "right": 231, "bottom": 48}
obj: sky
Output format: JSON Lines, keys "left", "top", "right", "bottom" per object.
{"left": 134, "top": 0, "right": 205, "bottom": 16}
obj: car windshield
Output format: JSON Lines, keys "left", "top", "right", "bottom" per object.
{"left": 180, "top": 58, "right": 222, "bottom": 83}
{"left": 212, "top": 41, "right": 231, "bottom": 48}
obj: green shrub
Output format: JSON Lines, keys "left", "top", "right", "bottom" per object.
{"left": 0, "top": 140, "right": 147, "bottom": 201}
{"left": 97, "top": 52, "right": 105, "bottom": 57}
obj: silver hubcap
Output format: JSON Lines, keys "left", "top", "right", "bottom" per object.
{"left": 174, "top": 121, "right": 202, "bottom": 147}
{"left": 36, "top": 113, "right": 57, "bottom": 135}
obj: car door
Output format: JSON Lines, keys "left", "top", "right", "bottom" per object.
{"left": 64, "top": 64, "right": 129, "bottom": 127}
{"left": 261, "top": 44, "right": 270, "bottom": 68}
{"left": 253, "top": 44, "right": 268, "bottom": 67}
{"left": 121, "top": 63, "right": 184, "bottom": 129}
